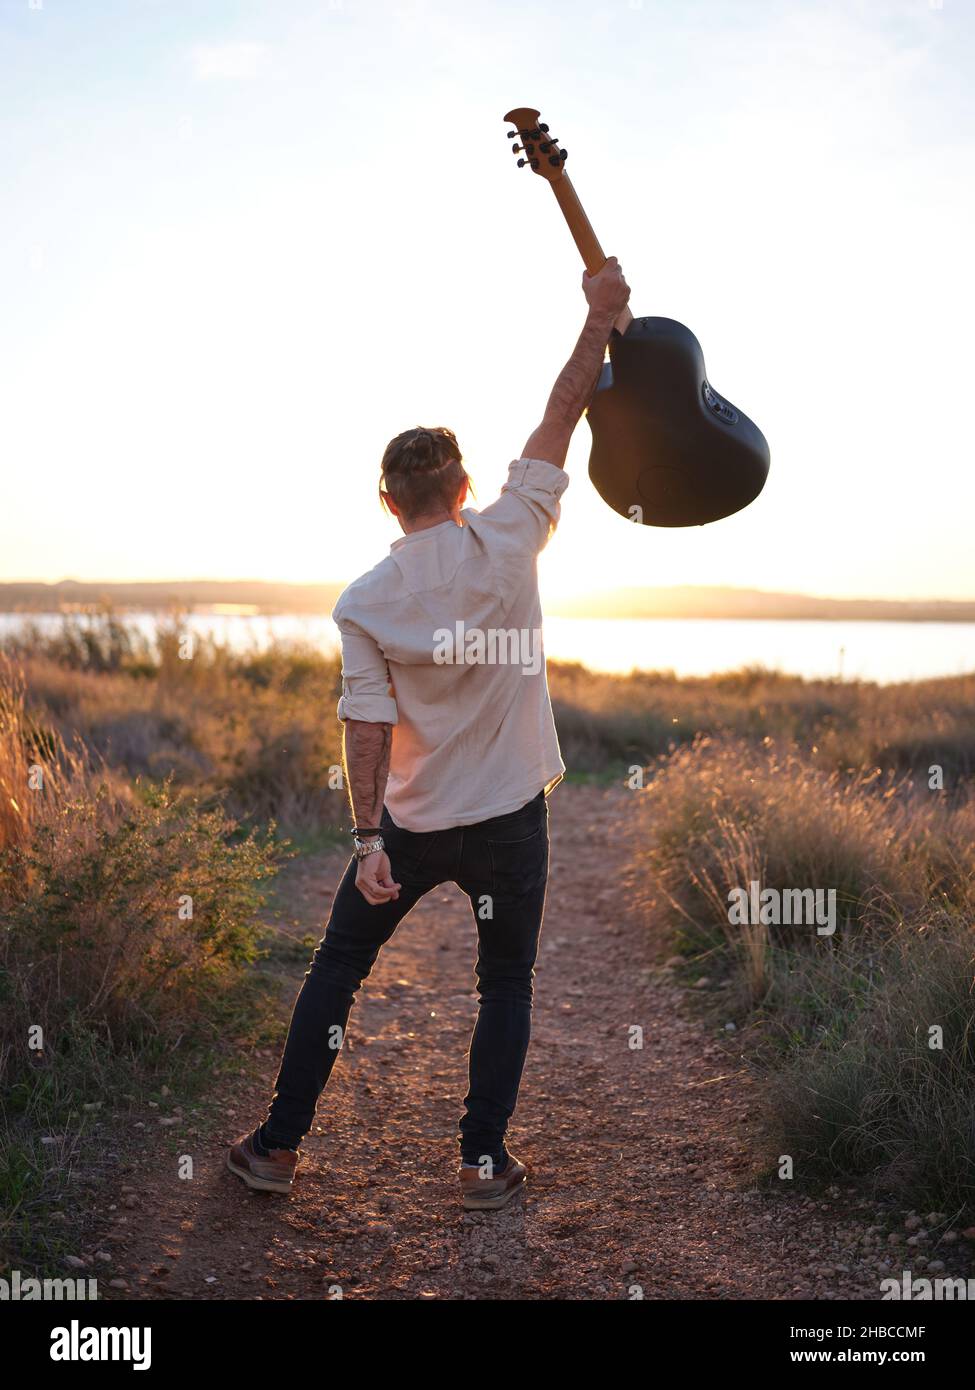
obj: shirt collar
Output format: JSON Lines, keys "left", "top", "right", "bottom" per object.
{"left": 390, "top": 517, "right": 465, "bottom": 552}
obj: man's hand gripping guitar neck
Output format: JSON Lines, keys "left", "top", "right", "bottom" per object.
{"left": 521, "top": 257, "right": 630, "bottom": 470}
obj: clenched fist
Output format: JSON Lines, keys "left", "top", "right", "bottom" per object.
{"left": 582, "top": 256, "right": 631, "bottom": 319}
{"left": 355, "top": 849, "right": 401, "bottom": 906}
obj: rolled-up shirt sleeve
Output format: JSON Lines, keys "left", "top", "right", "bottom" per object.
{"left": 334, "top": 616, "right": 399, "bottom": 725}
{"left": 478, "top": 458, "right": 570, "bottom": 554}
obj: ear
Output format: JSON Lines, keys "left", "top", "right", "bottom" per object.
{"left": 380, "top": 489, "right": 401, "bottom": 518}
{"left": 457, "top": 477, "right": 470, "bottom": 507}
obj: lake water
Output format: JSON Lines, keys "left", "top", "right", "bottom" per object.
{"left": 2, "top": 610, "right": 973, "bottom": 684}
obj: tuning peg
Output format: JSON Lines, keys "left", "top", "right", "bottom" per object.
{"left": 559, "top": 148, "right": 567, "bottom": 161}
{"left": 517, "top": 157, "right": 540, "bottom": 170}
{"left": 506, "top": 130, "right": 516, "bottom": 139}
{"left": 538, "top": 123, "right": 549, "bottom": 132}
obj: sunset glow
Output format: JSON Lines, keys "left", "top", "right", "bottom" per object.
{"left": 2, "top": 0, "right": 973, "bottom": 602}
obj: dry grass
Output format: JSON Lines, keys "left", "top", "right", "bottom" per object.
{"left": 643, "top": 736, "right": 975, "bottom": 959}
{"left": 635, "top": 735, "right": 975, "bottom": 1212}
{"left": 549, "top": 661, "right": 975, "bottom": 778}
{"left": 9, "top": 632, "right": 346, "bottom": 833}
{"left": 4, "top": 616, "right": 975, "bottom": 1223}
{"left": 0, "top": 651, "right": 280, "bottom": 1273}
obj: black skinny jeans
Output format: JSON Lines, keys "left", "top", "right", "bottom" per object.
{"left": 264, "top": 791, "right": 550, "bottom": 1164}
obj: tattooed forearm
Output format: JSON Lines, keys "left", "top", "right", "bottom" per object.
{"left": 545, "top": 307, "right": 617, "bottom": 424}
{"left": 343, "top": 719, "right": 392, "bottom": 831}
{"left": 521, "top": 305, "right": 617, "bottom": 469}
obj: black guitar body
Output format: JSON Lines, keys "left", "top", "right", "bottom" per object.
{"left": 587, "top": 316, "right": 770, "bottom": 527}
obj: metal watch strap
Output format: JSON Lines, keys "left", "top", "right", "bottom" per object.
{"left": 353, "top": 834, "right": 385, "bottom": 861}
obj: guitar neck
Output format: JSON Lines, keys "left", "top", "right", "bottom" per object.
{"left": 549, "top": 173, "right": 633, "bottom": 334}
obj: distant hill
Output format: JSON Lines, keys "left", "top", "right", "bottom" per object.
{"left": 0, "top": 579, "right": 344, "bottom": 615}
{"left": 545, "top": 586, "right": 975, "bottom": 623}
{"left": 2, "top": 579, "right": 974, "bottom": 623}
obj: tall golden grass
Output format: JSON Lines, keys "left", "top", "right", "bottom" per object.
{"left": 0, "top": 649, "right": 279, "bottom": 1272}
{"left": 6, "top": 634, "right": 345, "bottom": 831}
{"left": 636, "top": 735, "right": 975, "bottom": 1211}
{"left": 549, "top": 661, "right": 975, "bottom": 777}
{"left": 0, "top": 655, "right": 98, "bottom": 856}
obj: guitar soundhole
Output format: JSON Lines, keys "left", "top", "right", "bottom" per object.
{"left": 702, "top": 381, "right": 739, "bottom": 426}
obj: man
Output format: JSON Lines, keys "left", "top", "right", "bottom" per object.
{"left": 229, "top": 257, "right": 631, "bottom": 1209}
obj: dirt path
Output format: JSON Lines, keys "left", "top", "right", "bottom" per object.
{"left": 100, "top": 786, "right": 900, "bottom": 1300}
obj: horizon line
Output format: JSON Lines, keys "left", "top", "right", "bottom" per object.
{"left": 2, "top": 577, "right": 975, "bottom": 607}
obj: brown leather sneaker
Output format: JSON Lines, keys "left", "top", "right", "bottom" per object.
{"left": 460, "top": 1154, "right": 528, "bottom": 1210}
{"left": 227, "top": 1130, "right": 298, "bottom": 1194}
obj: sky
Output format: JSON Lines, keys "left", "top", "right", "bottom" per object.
{"left": 1, "top": 0, "right": 973, "bottom": 603}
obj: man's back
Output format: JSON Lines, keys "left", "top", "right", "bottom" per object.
{"left": 333, "top": 458, "right": 570, "bottom": 831}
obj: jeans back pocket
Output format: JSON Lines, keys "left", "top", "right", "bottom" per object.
{"left": 487, "top": 825, "right": 548, "bottom": 903}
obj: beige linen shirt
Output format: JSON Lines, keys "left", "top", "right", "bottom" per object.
{"left": 332, "top": 458, "right": 569, "bottom": 832}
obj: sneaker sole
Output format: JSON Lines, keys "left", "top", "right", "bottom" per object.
{"left": 226, "top": 1152, "right": 293, "bottom": 1195}
{"left": 462, "top": 1176, "right": 527, "bottom": 1211}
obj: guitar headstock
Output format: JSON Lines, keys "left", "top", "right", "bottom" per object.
{"left": 503, "top": 107, "right": 567, "bottom": 182}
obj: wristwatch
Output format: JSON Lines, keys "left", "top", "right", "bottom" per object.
{"left": 353, "top": 834, "right": 385, "bottom": 861}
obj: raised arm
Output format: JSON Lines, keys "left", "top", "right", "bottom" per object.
{"left": 521, "top": 257, "right": 631, "bottom": 470}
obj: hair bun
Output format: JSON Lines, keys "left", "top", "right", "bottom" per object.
{"left": 407, "top": 428, "right": 448, "bottom": 472}
{"left": 379, "top": 425, "right": 467, "bottom": 521}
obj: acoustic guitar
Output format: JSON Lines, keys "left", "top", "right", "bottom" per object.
{"left": 504, "top": 107, "right": 770, "bottom": 528}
